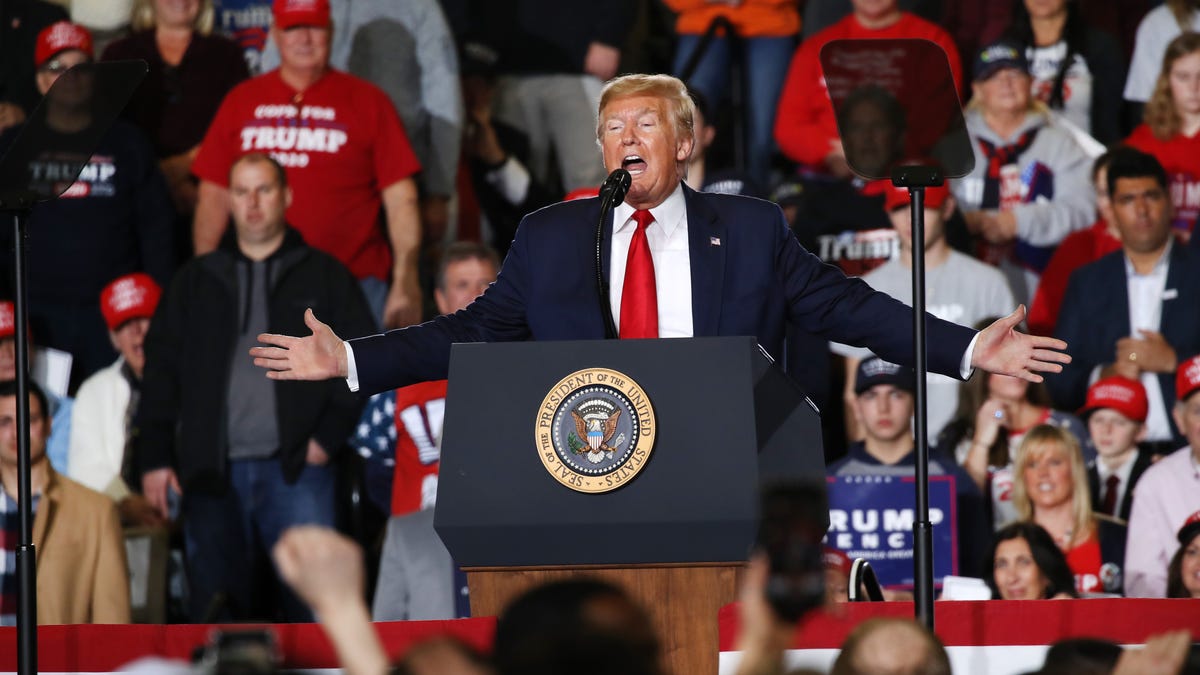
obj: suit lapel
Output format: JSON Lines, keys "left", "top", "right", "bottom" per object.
{"left": 1106, "top": 253, "right": 1132, "bottom": 337}
{"left": 598, "top": 202, "right": 615, "bottom": 338}
{"left": 31, "top": 469, "right": 58, "bottom": 558}
{"left": 1159, "top": 243, "right": 1186, "bottom": 339}
{"left": 684, "top": 186, "right": 725, "bottom": 336}
{"left": 1149, "top": 244, "right": 1188, "bottom": 423}
{"left": 1120, "top": 451, "right": 1155, "bottom": 521}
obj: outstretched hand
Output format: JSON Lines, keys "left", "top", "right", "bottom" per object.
{"left": 251, "top": 308, "right": 348, "bottom": 381}
{"left": 971, "top": 305, "right": 1070, "bottom": 382}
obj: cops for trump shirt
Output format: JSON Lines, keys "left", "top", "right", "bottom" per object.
{"left": 192, "top": 68, "right": 420, "bottom": 281}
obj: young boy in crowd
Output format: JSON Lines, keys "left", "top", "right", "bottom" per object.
{"left": 1080, "top": 376, "right": 1154, "bottom": 521}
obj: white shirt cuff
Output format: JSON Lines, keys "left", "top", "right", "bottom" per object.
{"left": 961, "top": 332, "right": 980, "bottom": 379}
{"left": 344, "top": 341, "right": 360, "bottom": 392}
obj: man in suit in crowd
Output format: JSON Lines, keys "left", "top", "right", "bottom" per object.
{"left": 0, "top": 379, "right": 129, "bottom": 625}
{"left": 1049, "top": 148, "right": 1200, "bottom": 452}
{"left": 251, "top": 74, "right": 1068, "bottom": 396}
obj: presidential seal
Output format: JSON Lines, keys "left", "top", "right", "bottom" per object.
{"left": 535, "top": 367, "right": 656, "bottom": 493}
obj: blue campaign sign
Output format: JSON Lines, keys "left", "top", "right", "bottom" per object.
{"left": 824, "top": 474, "right": 958, "bottom": 588}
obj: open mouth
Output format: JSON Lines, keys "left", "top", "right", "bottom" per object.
{"left": 622, "top": 155, "right": 647, "bottom": 175}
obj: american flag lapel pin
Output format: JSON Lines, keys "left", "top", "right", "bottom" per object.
{"left": 710, "top": 236, "right": 721, "bottom": 246}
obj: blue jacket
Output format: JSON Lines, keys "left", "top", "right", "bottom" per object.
{"left": 1049, "top": 243, "right": 1200, "bottom": 444}
{"left": 351, "top": 184, "right": 978, "bottom": 395}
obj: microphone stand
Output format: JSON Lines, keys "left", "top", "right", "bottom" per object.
{"left": 892, "top": 164, "right": 940, "bottom": 631}
{"left": 595, "top": 170, "right": 631, "bottom": 339}
{"left": 0, "top": 190, "right": 38, "bottom": 675}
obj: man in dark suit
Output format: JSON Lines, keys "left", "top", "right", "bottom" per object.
{"left": 1049, "top": 148, "right": 1200, "bottom": 450}
{"left": 251, "top": 74, "right": 1068, "bottom": 395}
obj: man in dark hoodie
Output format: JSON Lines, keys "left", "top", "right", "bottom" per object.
{"left": 137, "top": 152, "right": 375, "bottom": 622}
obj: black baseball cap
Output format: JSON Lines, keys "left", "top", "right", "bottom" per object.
{"left": 854, "top": 357, "right": 916, "bottom": 395}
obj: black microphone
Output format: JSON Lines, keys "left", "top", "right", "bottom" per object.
{"left": 599, "top": 168, "right": 632, "bottom": 208}
{"left": 594, "top": 168, "right": 630, "bottom": 339}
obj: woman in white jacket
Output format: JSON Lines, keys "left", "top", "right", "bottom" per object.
{"left": 67, "top": 272, "right": 166, "bottom": 527}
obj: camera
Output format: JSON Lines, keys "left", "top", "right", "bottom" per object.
{"left": 194, "top": 629, "right": 279, "bottom": 675}
{"left": 755, "top": 481, "right": 828, "bottom": 622}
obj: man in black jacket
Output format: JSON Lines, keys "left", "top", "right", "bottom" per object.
{"left": 137, "top": 153, "right": 375, "bottom": 622}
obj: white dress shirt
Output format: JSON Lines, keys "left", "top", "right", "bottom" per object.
{"left": 609, "top": 184, "right": 693, "bottom": 337}
{"left": 1124, "top": 239, "right": 1173, "bottom": 441}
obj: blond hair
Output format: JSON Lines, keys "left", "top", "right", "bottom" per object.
{"left": 595, "top": 73, "right": 696, "bottom": 149}
{"left": 131, "top": 0, "right": 215, "bottom": 34}
{"left": 1144, "top": 32, "right": 1200, "bottom": 140}
{"left": 1011, "top": 425, "right": 1094, "bottom": 548}
{"left": 966, "top": 74, "right": 1052, "bottom": 117}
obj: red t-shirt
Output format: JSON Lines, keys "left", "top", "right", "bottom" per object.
{"left": 192, "top": 69, "right": 421, "bottom": 280}
{"left": 774, "top": 12, "right": 963, "bottom": 169}
{"left": 1064, "top": 535, "right": 1104, "bottom": 595}
{"left": 1125, "top": 124, "right": 1200, "bottom": 243}
{"left": 389, "top": 380, "right": 449, "bottom": 516}
{"left": 1027, "top": 220, "right": 1122, "bottom": 336}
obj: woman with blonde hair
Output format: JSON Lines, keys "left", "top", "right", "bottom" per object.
{"left": 1126, "top": 31, "right": 1200, "bottom": 242}
{"left": 938, "top": 319, "right": 1089, "bottom": 529}
{"left": 950, "top": 40, "right": 1093, "bottom": 305}
{"left": 101, "top": 0, "right": 247, "bottom": 238}
{"left": 1011, "top": 424, "right": 1126, "bottom": 595}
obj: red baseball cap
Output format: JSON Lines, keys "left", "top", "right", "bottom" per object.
{"left": 1178, "top": 355, "right": 1200, "bottom": 404}
{"left": 0, "top": 302, "right": 13, "bottom": 340}
{"left": 35, "top": 21, "right": 93, "bottom": 69}
{"left": 823, "top": 546, "right": 852, "bottom": 577}
{"left": 1079, "top": 376, "right": 1149, "bottom": 423}
{"left": 273, "top": 0, "right": 331, "bottom": 29}
{"left": 1178, "top": 510, "right": 1200, "bottom": 546}
{"left": 879, "top": 181, "right": 951, "bottom": 213}
{"left": 100, "top": 273, "right": 161, "bottom": 331}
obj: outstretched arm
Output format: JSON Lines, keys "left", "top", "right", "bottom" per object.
{"left": 252, "top": 309, "right": 349, "bottom": 381}
{"left": 971, "top": 305, "right": 1071, "bottom": 382}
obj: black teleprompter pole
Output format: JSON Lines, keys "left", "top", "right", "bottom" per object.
{"left": 893, "top": 165, "right": 940, "bottom": 631}
{"left": 0, "top": 61, "right": 149, "bottom": 674}
{"left": 8, "top": 206, "right": 36, "bottom": 675}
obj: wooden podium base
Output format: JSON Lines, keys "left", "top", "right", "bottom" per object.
{"left": 465, "top": 562, "right": 745, "bottom": 675}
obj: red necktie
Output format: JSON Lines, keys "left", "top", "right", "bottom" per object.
{"left": 619, "top": 209, "right": 658, "bottom": 339}
{"left": 1101, "top": 474, "right": 1120, "bottom": 516}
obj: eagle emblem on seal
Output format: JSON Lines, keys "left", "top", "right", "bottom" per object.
{"left": 569, "top": 403, "right": 625, "bottom": 464}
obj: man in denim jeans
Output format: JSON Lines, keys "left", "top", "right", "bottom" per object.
{"left": 138, "top": 153, "right": 375, "bottom": 621}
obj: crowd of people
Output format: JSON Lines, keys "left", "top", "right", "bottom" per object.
{"left": 0, "top": 0, "right": 1198, "bottom": 670}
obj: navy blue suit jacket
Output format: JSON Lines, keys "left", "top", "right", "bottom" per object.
{"left": 351, "top": 185, "right": 977, "bottom": 395}
{"left": 1048, "top": 243, "right": 1200, "bottom": 444}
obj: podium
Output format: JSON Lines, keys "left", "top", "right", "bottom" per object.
{"left": 435, "top": 336, "right": 824, "bottom": 675}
